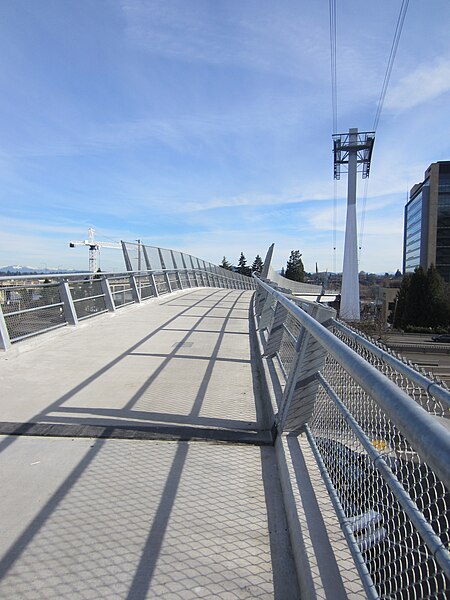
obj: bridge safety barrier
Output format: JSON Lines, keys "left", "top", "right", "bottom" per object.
{"left": 0, "top": 260, "right": 254, "bottom": 350}
{"left": 254, "top": 274, "right": 450, "bottom": 600}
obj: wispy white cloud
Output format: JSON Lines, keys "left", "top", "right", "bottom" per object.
{"left": 1, "top": 1, "right": 449, "bottom": 275}
{"left": 120, "top": 0, "right": 330, "bottom": 82}
{"left": 385, "top": 57, "right": 450, "bottom": 111}
{"left": 182, "top": 188, "right": 333, "bottom": 213}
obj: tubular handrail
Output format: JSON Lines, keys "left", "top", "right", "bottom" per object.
{"left": 316, "top": 373, "right": 450, "bottom": 577}
{"left": 0, "top": 266, "right": 255, "bottom": 350}
{"left": 333, "top": 319, "right": 450, "bottom": 410}
{"left": 0, "top": 266, "right": 252, "bottom": 283}
{"left": 253, "top": 275, "right": 450, "bottom": 491}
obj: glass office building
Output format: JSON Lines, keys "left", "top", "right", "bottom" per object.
{"left": 403, "top": 161, "right": 450, "bottom": 283}
{"left": 436, "top": 165, "right": 450, "bottom": 282}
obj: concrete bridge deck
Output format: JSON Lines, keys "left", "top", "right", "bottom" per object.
{"left": 0, "top": 289, "right": 301, "bottom": 599}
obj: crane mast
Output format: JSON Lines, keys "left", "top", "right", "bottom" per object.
{"left": 69, "top": 228, "right": 121, "bottom": 273}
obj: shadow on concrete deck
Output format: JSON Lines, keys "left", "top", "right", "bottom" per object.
{"left": 0, "top": 289, "right": 300, "bottom": 599}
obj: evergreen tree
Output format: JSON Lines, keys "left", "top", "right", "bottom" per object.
{"left": 426, "top": 265, "right": 450, "bottom": 327}
{"left": 251, "top": 255, "right": 263, "bottom": 273}
{"left": 220, "top": 256, "right": 233, "bottom": 271}
{"left": 392, "top": 266, "right": 450, "bottom": 329}
{"left": 402, "top": 266, "right": 428, "bottom": 327}
{"left": 391, "top": 273, "right": 411, "bottom": 328}
{"left": 285, "top": 250, "right": 305, "bottom": 282}
{"left": 237, "top": 252, "right": 251, "bottom": 276}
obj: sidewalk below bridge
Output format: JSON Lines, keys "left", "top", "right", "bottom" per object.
{"left": 0, "top": 288, "right": 365, "bottom": 599}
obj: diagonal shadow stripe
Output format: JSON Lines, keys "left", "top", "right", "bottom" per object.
{"left": 0, "top": 437, "right": 106, "bottom": 579}
{"left": 0, "top": 289, "right": 229, "bottom": 455}
{"left": 0, "top": 421, "right": 273, "bottom": 445}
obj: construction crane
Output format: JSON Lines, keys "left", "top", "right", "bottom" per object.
{"left": 69, "top": 228, "right": 121, "bottom": 273}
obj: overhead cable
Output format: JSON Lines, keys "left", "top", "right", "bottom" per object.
{"left": 329, "top": 0, "right": 338, "bottom": 134}
{"left": 372, "top": 0, "right": 410, "bottom": 131}
{"left": 333, "top": 179, "right": 338, "bottom": 274}
{"left": 329, "top": 0, "right": 338, "bottom": 270}
{"left": 358, "top": 178, "right": 370, "bottom": 264}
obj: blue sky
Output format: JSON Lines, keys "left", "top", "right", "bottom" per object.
{"left": 1, "top": 0, "right": 450, "bottom": 273}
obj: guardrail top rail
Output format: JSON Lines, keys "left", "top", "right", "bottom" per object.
{"left": 0, "top": 264, "right": 255, "bottom": 350}
{"left": 253, "top": 274, "right": 450, "bottom": 600}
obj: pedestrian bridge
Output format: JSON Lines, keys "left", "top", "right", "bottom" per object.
{"left": 0, "top": 251, "right": 449, "bottom": 599}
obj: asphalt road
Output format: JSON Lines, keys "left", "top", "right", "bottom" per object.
{"left": 380, "top": 332, "right": 450, "bottom": 387}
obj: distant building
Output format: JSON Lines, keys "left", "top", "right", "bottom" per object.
{"left": 403, "top": 161, "right": 450, "bottom": 282}
{"left": 377, "top": 286, "right": 401, "bottom": 325}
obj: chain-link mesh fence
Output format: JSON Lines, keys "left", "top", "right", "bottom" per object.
{"left": 0, "top": 283, "right": 66, "bottom": 341}
{"left": 108, "top": 277, "right": 134, "bottom": 308}
{"left": 120, "top": 241, "right": 254, "bottom": 289}
{"left": 135, "top": 274, "right": 156, "bottom": 300}
{"left": 0, "top": 247, "right": 253, "bottom": 347}
{"left": 254, "top": 278, "right": 450, "bottom": 599}
{"left": 310, "top": 362, "right": 449, "bottom": 599}
{"left": 168, "top": 272, "right": 181, "bottom": 291}
{"left": 69, "top": 279, "right": 107, "bottom": 320}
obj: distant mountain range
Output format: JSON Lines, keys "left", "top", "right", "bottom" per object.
{"left": 0, "top": 265, "right": 80, "bottom": 274}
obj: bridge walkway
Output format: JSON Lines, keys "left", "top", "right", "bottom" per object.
{"left": 0, "top": 288, "right": 300, "bottom": 599}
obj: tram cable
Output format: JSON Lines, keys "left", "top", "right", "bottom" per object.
{"left": 329, "top": 0, "right": 338, "bottom": 272}
{"left": 359, "top": 0, "right": 409, "bottom": 259}
{"left": 329, "top": 0, "right": 338, "bottom": 134}
{"left": 373, "top": 0, "right": 410, "bottom": 132}
{"left": 328, "top": 1, "right": 409, "bottom": 270}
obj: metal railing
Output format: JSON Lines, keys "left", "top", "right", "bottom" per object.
{"left": 0, "top": 265, "right": 254, "bottom": 350}
{"left": 254, "top": 274, "right": 450, "bottom": 600}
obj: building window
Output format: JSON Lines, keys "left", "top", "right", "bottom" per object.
{"left": 404, "top": 191, "right": 422, "bottom": 272}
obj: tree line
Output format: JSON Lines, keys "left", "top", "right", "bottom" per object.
{"left": 220, "top": 250, "right": 305, "bottom": 282}
{"left": 220, "top": 253, "right": 263, "bottom": 276}
{"left": 391, "top": 265, "right": 450, "bottom": 330}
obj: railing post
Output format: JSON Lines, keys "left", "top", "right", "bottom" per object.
{"left": 257, "top": 292, "right": 273, "bottom": 328}
{"left": 264, "top": 301, "right": 288, "bottom": 357}
{"left": 255, "top": 286, "right": 269, "bottom": 316}
{"left": 101, "top": 277, "right": 116, "bottom": 312}
{"left": 151, "top": 273, "right": 159, "bottom": 297}
{"left": 129, "top": 274, "right": 141, "bottom": 303}
{"left": 0, "top": 304, "right": 11, "bottom": 351}
{"left": 164, "top": 271, "right": 173, "bottom": 293}
{"left": 185, "top": 270, "right": 192, "bottom": 288}
{"left": 176, "top": 270, "right": 184, "bottom": 290}
{"left": 58, "top": 281, "right": 78, "bottom": 326}
{"left": 277, "top": 305, "right": 319, "bottom": 431}
{"left": 278, "top": 302, "right": 334, "bottom": 433}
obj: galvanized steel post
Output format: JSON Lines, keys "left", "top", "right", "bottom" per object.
{"left": 164, "top": 271, "right": 172, "bottom": 293}
{"left": 150, "top": 273, "right": 159, "bottom": 297}
{"left": 101, "top": 277, "right": 116, "bottom": 312}
{"left": 129, "top": 275, "right": 141, "bottom": 303}
{"left": 0, "top": 303, "right": 11, "bottom": 350}
{"left": 58, "top": 281, "right": 78, "bottom": 326}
